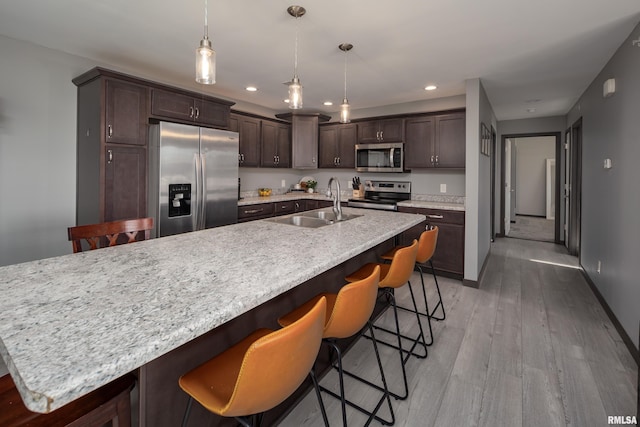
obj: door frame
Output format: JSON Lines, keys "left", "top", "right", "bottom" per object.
{"left": 490, "top": 125, "right": 497, "bottom": 242}
{"left": 499, "top": 131, "right": 562, "bottom": 242}
{"left": 567, "top": 118, "right": 582, "bottom": 257}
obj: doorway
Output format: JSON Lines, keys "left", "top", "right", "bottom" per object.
{"left": 500, "top": 132, "right": 562, "bottom": 243}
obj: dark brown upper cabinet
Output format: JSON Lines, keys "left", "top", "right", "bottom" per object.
{"left": 319, "top": 123, "right": 357, "bottom": 168}
{"left": 150, "top": 89, "right": 230, "bottom": 128}
{"left": 105, "top": 79, "right": 148, "bottom": 146}
{"left": 357, "top": 118, "right": 403, "bottom": 143}
{"left": 261, "top": 120, "right": 291, "bottom": 168}
{"left": 230, "top": 113, "right": 261, "bottom": 167}
{"left": 404, "top": 112, "right": 465, "bottom": 169}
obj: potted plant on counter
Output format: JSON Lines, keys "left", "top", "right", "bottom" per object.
{"left": 306, "top": 180, "right": 317, "bottom": 193}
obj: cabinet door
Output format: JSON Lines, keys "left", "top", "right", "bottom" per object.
{"left": 291, "top": 115, "right": 318, "bottom": 169}
{"left": 357, "top": 121, "right": 380, "bottom": 143}
{"left": 405, "top": 116, "right": 435, "bottom": 169}
{"left": 318, "top": 126, "right": 338, "bottom": 168}
{"left": 105, "top": 80, "right": 148, "bottom": 146}
{"left": 336, "top": 124, "right": 357, "bottom": 168}
{"left": 195, "top": 98, "right": 230, "bottom": 128}
{"left": 261, "top": 121, "right": 278, "bottom": 167}
{"left": 434, "top": 113, "right": 465, "bottom": 168}
{"left": 429, "top": 223, "right": 464, "bottom": 275}
{"left": 151, "top": 89, "right": 195, "bottom": 122}
{"left": 275, "top": 122, "right": 291, "bottom": 168}
{"left": 237, "top": 116, "right": 261, "bottom": 167}
{"left": 378, "top": 118, "right": 404, "bottom": 142}
{"left": 104, "top": 145, "right": 147, "bottom": 222}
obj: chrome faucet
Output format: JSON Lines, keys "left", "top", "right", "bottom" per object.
{"left": 326, "top": 177, "right": 343, "bottom": 221}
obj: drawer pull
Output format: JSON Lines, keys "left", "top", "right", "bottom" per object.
{"left": 244, "top": 208, "right": 263, "bottom": 214}
{"left": 427, "top": 214, "right": 444, "bottom": 219}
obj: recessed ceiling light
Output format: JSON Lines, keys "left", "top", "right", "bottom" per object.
{"left": 245, "top": 86, "right": 258, "bottom": 92}
{"left": 284, "top": 99, "right": 290, "bottom": 103}
{"left": 424, "top": 85, "right": 437, "bottom": 91}
{"left": 527, "top": 107, "right": 537, "bottom": 113}
{"left": 323, "top": 101, "right": 333, "bottom": 106}
{"left": 525, "top": 98, "right": 541, "bottom": 103}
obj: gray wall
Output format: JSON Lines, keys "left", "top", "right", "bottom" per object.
{"left": 464, "top": 79, "right": 495, "bottom": 282}
{"left": 514, "top": 136, "right": 556, "bottom": 216}
{"left": 566, "top": 22, "right": 640, "bottom": 350}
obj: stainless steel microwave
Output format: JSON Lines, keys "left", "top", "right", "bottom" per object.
{"left": 355, "top": 143, "right": 404, "bottom": 172}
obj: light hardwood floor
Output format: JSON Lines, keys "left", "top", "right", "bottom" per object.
{"left": 279, "top": 238, "right": 638, "bottom": 427}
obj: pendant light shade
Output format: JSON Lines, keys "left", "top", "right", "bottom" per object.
{"left": 196, "top": 0, "right": 216, "bottom": 84}
{"left": 339, "top": 43, "right": 353, "bottom": 123}
{"left": 287, "top": 6, "right": 305, "bottom": 109}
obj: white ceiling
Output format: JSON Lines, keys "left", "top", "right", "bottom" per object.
{"left": 1, "top": 0, "right": 639, "bottom": 120}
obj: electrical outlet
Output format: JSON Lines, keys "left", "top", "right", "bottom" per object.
{"left": 440, "top": 184, "right": 447, "bottom": 193}
{"left": 281, "top": 179, "right": 286, "bottom": 188}
{"left": 597, "top": 260, "right": 601, "bottom": 274}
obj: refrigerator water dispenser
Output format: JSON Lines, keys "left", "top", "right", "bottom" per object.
{"left": 168, "top": 184, "right": 191, "bottom": 217}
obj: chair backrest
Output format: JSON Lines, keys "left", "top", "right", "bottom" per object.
{"left": 68, "top": 217, "right": 154, "bottom": 253}
{"left": 416, "top": 226, "right": 439, "bottom": 264}
{"left": 324, "top": 266, "right": 380, "bottom": 339}
{"left": 380, "top": 239, "right": 418, "bottom": 289}
{"left": 223, "top": 297, "right": 326, "bottom": 416}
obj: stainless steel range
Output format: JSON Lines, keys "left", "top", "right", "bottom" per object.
{"left": 348, "top": 180, "right": 411, "bottom": 211}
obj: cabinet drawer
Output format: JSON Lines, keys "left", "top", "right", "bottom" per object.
{"left": 238, "top": 203, "right": 274, "bottom": 220}
{"left": 398, "top": 207, "right": 464, "bottom": 225}
{"left": 274, "top": 201, "right": 296, "bottom": 215}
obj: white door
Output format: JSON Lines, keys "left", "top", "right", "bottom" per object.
{"left": 505, "top": 139, "right": 512, "bottom": 235}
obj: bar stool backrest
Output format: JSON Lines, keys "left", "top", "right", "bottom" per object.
{"left": 416, "top": 226, "right": 439, "bottom": 264}
{"left": 380, "top": 239, "right": 418, "bottom": 289}
{"left": 222, "top": 297, "right": 326, "bottom": 416}
{"left": 324, "top": 266, "right": 380, "bottom": 339}
{"left": 68, "top": 217, "right": 153, "bottom": 253}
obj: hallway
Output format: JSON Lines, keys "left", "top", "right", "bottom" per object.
{"left": 280, "top": 238, "right": 638, "bottom": 426}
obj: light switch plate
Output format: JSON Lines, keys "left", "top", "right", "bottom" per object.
{"left": 440, "top": 184, "right": 447, "bottom": 193}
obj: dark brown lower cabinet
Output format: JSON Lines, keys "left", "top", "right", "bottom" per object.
{"left": 237, "top": 199, "right": 333, "bottom": 223}
{"left": 104, "top": 145, "right": 147, "bottom": 222}
{"left": 398, "top": 206, "right": 465, "bottom": 278}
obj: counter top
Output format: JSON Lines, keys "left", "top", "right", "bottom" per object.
{"left": 238, "top": 192, "right": 335, "bottom": 206}
{"left": 239, "top": 193, "right": 465, "bottom": 211}
{"left": 0, "top": 208, "right": 424, "bottom": 413}
{"left": 397, "top": 200, "right": 465, "bottom": 211}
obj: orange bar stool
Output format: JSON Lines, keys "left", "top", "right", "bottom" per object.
{"left": 178, "top": 297, "right": 328, "bottom": 427}
{"left": 345, "top": 239, "right": 427, "bottom": 401}
{"left": 278, "top": 266, "right": 394, "bottom": 426}
{"left": 381, "top": 226, "right": 443, "bottom": 346}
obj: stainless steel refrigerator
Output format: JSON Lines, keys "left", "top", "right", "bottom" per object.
{"left": 148, "top": 121, "right": 239, "bottom": 237}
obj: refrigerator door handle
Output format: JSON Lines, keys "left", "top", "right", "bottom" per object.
{"left": 199, "top": 153, "right": 207, "bottom": 230}
{"left": 194, "top": 153, "right": 201, "bottom": 232}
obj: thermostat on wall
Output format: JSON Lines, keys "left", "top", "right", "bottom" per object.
{"left": 603, "top": 78, "right": 616, "bottom": 98}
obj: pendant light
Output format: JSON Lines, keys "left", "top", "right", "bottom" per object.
{"left": 339, "top": 43, "right": 353, "bottom": 123}
{"left": 286, "top": 6, "right": 305, "bottom": 109}
{"left": 196, "top": 0, "right": 216, "bottom": 84}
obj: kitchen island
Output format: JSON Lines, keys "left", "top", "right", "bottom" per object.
{"left": 0, "top": 207, "right": 424, "bottom": 423}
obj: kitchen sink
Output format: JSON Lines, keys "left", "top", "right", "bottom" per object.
{"left": 266, "top": 210, "right": 362, "bottom": 228}
{"left": 299, "top": 210, "right": 362, "bottom": 222}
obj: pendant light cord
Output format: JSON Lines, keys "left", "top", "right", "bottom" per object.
{"left": 343, "top": 50, "right": 348, "bottom": 100}
{"left": 204, "top": 0, "right": 209, "bottom": 38}
{"left": 293, "top": 16, "right": 299, "bottom": 77}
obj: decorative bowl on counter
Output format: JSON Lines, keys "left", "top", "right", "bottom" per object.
{"left": 258, "top": 188, "right": 272, "bottom": 197}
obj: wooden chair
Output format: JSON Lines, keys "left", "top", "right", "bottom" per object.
{"left": 0, "top": 372, "right": 135, "bottom": 427}
{"left": 68, "top": 217, "right": 154, "bottom": 253}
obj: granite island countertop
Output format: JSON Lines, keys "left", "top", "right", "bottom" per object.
{"left": 0, "top": 207, "right": 424, "bottom": 413}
